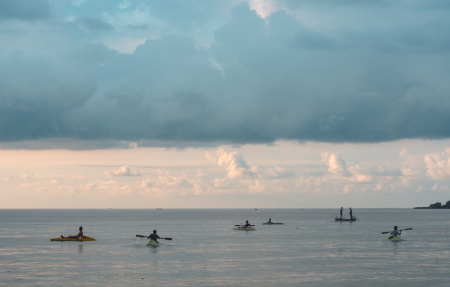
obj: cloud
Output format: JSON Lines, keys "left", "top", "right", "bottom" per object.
{"left": 215, "top": 147, "right": 256, "bottom": 179}
{"left": 0, "top": 0, "right": 53, "bottom": 21}
{"left": 249, "top": 0, "right": 283, "bottom": 18}
{"left": 399, "top": 147, "right": 426, "bottom": 179}
{"left": 322, "top": 152, "right": 350, "bottom": 177}
{"left": 132, "top": 147, "right": 298, "bottom": 196}
{"left": 267, "top": 166, "right": 294, "bottom": 179}
{"left": 140, "top": 170, "right": 198, "bottom": 196}
{"left": 315, "top": 150, "right": 407, "bottom": 194}
{"left": 105, "top": 166, "right": 141, "bottom": 177}
{"left": 1, "top": 1, "right": 450, "bottom": 148}
{"left": 127, "top": 24, "right": 149, "bottom": 31}
{"left": 75, "top": 17, "right": 114, "bottom": 31}
{"left": 424, "top": 147, "right": 450, "bottom": 179}
{"left": 21, "top": 173, "right": 41, "bottom": 180}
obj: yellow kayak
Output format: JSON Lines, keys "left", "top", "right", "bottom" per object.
{"left": 50, "top": 236, "right": 96, "bottom": 242}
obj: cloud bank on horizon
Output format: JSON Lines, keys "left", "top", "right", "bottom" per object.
{"left": 1, "top": 0, "right": 450, "bottom": 149}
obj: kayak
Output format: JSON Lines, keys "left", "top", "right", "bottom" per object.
{"left": 233, "top": 226, "right": 256, "bottom": 231}
{"left": 50, "top": 236, "right": 96, "bottom": 242}
{"left": 388, "top": 236, "right": 403, "bottom": 241}
{"left": 262, "top": 222, "right": 284, "bottom": 225}
{"left": 147, "top": 239, "right": 160, "bottom": 246}
{"left": 335, "top": 217, "right": 358, "bottom": 222}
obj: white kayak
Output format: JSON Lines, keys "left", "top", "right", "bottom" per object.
{"left": 147, "top": 239, "right": 160, "bottom": 246}
{"left": 233, "top": 226, "right": 256, "bottom": 231}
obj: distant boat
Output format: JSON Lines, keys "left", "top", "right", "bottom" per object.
{"left": 156, "top": 207, "right": 162, "bottom": 210}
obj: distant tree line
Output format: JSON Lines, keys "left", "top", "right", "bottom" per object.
{"left": 428, "top": 200, "right": 450, "bottom": 208}
{"left": 414, "top": 200, "right": 450, "bottom": 209}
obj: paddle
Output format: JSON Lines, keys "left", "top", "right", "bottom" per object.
{"left": 234, "top": 225, "right": 255, "bottom": 226}
{"left": 136, "top": 234, "right": 172, "bottom": 240}
{"left": 381, "top": 228, "right": 412, "bottom": 234}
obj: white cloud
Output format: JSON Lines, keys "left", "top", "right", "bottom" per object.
{"left": 248, "top": 0, "right": 283, "bottom": 18}
{"left": 21, "top": 173, "right": 41, "bottom": 180}
{"left": 105, "top": 166, "right": 141, "bottom": 177}
{"left": 321, "top": 152, "right": 350, "bottom": 176}
{"left": 399, "top": 147, "right": 425, "bottom": 178}
{"left": 314, "top": 150, "right": 408, "bottom": 194}
{"left": 140, "top": 169, "right": 196, "bottom": 196}
{"left": 267, "top": 166, "right": 294, "bottom": 179}
{"left": 216, "top": 147, "right": 256, "bottom": 179}
{"left": 424, "top": 147, "right": 450, "bottom": 179}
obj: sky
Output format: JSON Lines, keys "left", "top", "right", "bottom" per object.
{"left": 1, "top": 0, "right": 450, "bottom": 209}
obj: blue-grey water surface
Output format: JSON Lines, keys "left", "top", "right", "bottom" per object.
{"left": 1, "top": 208, "right": 450, "bottom": 286}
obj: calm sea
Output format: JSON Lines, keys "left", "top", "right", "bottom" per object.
{"left": 1, "top": 208, "right": 450, "bottom": 286}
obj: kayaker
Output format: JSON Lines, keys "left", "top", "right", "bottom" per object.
{"left": 389, "top": 226, "right": 401, "bottom": 239}
{"left": 243, "top": 220, "right": 251, "bottom": 227}
{"left": 340, "top": 207, "right": 343, "bottom": 219}
{"left": 148, "top": 230, "right": 161, "bottom": 243}
{"left": 61, "top": 226, "right": 83, "bottom": 239}
{"left": 268, "top": 218, "right": 272, "bottom": 223}
{"left": 349, "top": 208, "right": 353, "bottom": 220}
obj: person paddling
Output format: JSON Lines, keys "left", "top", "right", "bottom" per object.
{"left": 148, "top": 230, "right": 161, "bottom": 243}
{"left": 268, "top": 218, "right": 272, "bottom": 223}
{"left": 340, "top": 207, "right": 343, "bottom": 219}
{"left": 61, "top": 226, "right": 83, "bottom": 239}
{"left": 389, "top": 226, "right": 401, "bottom": 239}
{"left": 243, "top": 220, "right": 251, "bottom": 227}
{"left": 349, "top": 207, "right": 353, "bottom": 220}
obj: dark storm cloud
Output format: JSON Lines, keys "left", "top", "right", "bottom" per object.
{"left": 0, "top": 0, "right": 53, "bottom": 21}
{"left": 0, "top": 51, "right": 96, "bottom": 141}
{"left": 1, "top": 1, "right": 450, "bottom": 148}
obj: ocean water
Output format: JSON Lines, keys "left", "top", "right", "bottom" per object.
{"left": 1, "top": 208, "right": 450, "bottom": 286}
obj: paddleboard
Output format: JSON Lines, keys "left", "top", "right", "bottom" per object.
{"left": 50, "top": 236, "right": 96, "bottom": 242}
{"left": 262, "top": 222, "right": 284, "bottom": 225}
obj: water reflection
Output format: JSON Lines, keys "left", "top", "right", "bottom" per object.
{"left": 149, "top": 246, "right": 158, "bottom": 254}
{"left": 78, "top": 244, "right": 83, "bottom": 254}
{"left": 391, "top": 240, "right": 400, "bottom": 256}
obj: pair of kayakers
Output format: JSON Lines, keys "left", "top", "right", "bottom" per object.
{"left": 61, "top": 227, "right": 164, "bottom": 243}
{"left": 339, "top": 207, "right": 353, "bottom": 219}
